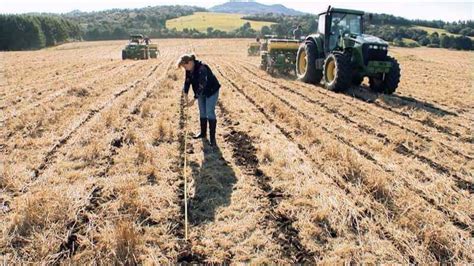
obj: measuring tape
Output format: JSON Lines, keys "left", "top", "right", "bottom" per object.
{"left": 183, "top": 100, "right": 189, "bottom": 241}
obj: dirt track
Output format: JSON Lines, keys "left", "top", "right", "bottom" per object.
{"left": 1, "top": 39, "right": 473, "bottom": 263}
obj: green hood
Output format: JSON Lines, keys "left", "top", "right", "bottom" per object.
{"left": 352, "top": 34, "right": 388, "bottom": 45}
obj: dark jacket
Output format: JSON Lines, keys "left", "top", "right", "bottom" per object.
{"left": 183, "top": 60, "right": 221, "bottom": 99}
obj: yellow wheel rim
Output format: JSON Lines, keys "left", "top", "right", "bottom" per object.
{"left": 298, "top": 49, "right": 307, "bottom": 75}
{"left": 326, "top": 60, "right": 336, "bottom": 83}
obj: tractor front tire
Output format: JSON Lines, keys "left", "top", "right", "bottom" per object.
{"left": 323, "top": 52, "right": 352, "bottom": 92}
{"left": 122, "top": 50, "right": 127, "bottom": 60}
{"left": 296, "top": 41, "right": 322, "bottom": 84}
{"left": 370, "top": 56, "right": 401, "bottom": 94}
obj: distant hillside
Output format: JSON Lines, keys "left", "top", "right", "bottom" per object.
{"left": 166, "top": 12, "right": 274, "bottom": 32}
{"left": 209, "top": 1, "right": 305, "bottom": 15}
{"left": 413, "top": 26, "right": 474, "bottom": 40}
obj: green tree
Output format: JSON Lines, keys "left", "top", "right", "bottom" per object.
{"left": 439, "top": 34, "right": 452, "bottom": 48}
{"left": 429, "top": 32, "right": 440, "bottom": 45}
{"left": 260, "top": 25, "right": 271, "bottom": 36}
{"left": 206, "top": 27, "right": 214, "bottom": 37}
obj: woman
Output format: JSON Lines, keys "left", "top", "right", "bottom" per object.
{"left": 177, "top": 54, "right": 221, "bottom": 147}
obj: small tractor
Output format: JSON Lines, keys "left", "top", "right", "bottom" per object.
{"left": 260, "top": 36, "right": 300, "bottom": 75}
{"left": 296, "top": 6, "right": 400, "bottom": 94}
{"left": 248, "top": 41, "right": 261, "bottom": 56}
{"left": 122, "top": 34, "right": 159, "bottom": 60}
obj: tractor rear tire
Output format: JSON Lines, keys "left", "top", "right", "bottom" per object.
{"left": 323, "top": 52, "right": 352, "bottom": 92}
{"left": 296, "top": 41, "right": 322, "bottom": 84}
{"left": 370, "top": 56, "right": 401, "bottom": 94}
{"left": 122, "top": 50, "right": 127, "bottom": 60}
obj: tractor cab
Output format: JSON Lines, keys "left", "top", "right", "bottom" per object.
{"left": 316, "top": 7, "right": 364, "bottom": 52}
{"left": 129, "top": 34, "right": 144, "bottom": 45}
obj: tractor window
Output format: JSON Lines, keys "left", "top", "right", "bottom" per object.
{"left": 331, "top": 13, "right": 362, "bottom": 35}
{"left": 317, "top": 15, "right": 325, "bottom": 34}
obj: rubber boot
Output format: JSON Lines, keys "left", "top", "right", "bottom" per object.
{"left": 193, "top": 118, "right": 207, "bottom": 139}
{"left": 209, "top": 119, "right": 217, "bottom": 147}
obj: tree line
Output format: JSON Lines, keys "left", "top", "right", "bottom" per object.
{"left": 0, "top": 14, "right": 82, "bottom": 50}
{"left": 1, "top": 6, "right": 472, "bottom": 51}
{"left": 365, "top": 25, "right": 472, "bottom": 50}
{"left": 64, "top": 5, "right": 206, "bottom": 41}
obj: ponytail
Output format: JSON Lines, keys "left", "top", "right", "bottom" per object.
{"left": 177, "top": 53, "right": 196, "bottom": 68}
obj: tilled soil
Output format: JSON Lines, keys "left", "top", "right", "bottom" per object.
{"left": 0, "top": 39, "right": 472, "bottom": 264}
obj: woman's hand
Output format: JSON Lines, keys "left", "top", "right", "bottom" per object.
{"left": 187, "top": 98, "right": 196, "bottom": 107}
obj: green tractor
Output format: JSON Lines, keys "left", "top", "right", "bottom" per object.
{"left": 122, "top": 34, "right": 159, "bottom": 60}
{"left": 260, "top": 36, "right": 300, "bottom": 75}
{"left": 296, "top": 6, "right": 400, "bottom": 94}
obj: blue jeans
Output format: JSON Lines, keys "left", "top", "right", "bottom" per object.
{"left": 198, "top": 90, "right": 219, "bottom": 120}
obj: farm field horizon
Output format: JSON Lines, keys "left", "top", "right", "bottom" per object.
{"left": 166, "top": 12, "right": 275, "bottom": 32}
{"left": 0, "top": 39, "right": 473, "bottom": 263}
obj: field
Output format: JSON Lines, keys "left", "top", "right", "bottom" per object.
{"left": 166, "top": 12, "right": 275, "bottom": 32}
{"left": 413, "top": 26, "right": 474, "bottom": 40}
{"left": 0, "top": 39, "right": 473, "bottom": 264}
{"left": 402, "top": 38, "right": 420, "bottom": 46}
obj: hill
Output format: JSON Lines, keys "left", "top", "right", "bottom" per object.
{"left": 413, "top": 26, "right": 474, "bottom": 40}
{"left": 209, "top": 1, "right": 305, "bottom": 15}
{"left": 166, "top": 12, "right": 275, "bottom": 32}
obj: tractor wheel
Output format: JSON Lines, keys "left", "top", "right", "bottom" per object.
{"left": 296, "top": 41, "right": 322, "bottom": 84}
{"left": 382, "top": 56, "right": 400, "bottom": 94}
{"left": 370, "top": 56, "right": 401, "bottom": 94}
{"left": 323, "top": 52, "right": 352, "bottom": 92}
{"left": 122, "top": 50, "right": 127, "bottom": 60}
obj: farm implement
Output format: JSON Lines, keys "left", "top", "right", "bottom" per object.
{"left": 260, "top": 36, "right": 301, "bottom": 75}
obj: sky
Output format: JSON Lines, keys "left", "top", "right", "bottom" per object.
{"left": 0, "top": 0, "right": 472, "bottom": 22}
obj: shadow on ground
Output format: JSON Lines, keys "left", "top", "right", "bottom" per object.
{"left": 188, "top": 139, "right": 237, "bottom": 225}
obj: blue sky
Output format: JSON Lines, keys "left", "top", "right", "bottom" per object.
{"left": 0, "top": 1, "right": 472, "bottom": 22}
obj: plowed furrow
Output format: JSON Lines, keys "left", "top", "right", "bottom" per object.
{"left": 27, "top": 63, "right": 163, "bottom": 184}
{"left": 219, "top": 62, "right": 472, "bottom": 231}
{"left": 237, "top": 61, "right": 471, "bottom": 142}
{"left": 211, "top": 63, "right": 419, "bottom": 262}
{"left": 3, "top": 60, "right": 120, "bottom": 101}
{"left": 240, "top": 69, "right": 473, "bottom": 194}
{"left": 2, "top": 62, "right": 141, "bottom": 124}
{"left": 218, "top": 102, "right": 316, "bottom": 263}
{"left": 238, "top": 62, "right": 473, "bottom": 162}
